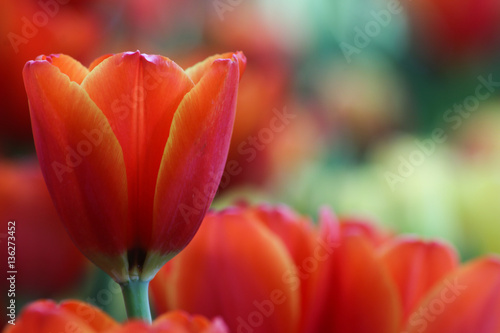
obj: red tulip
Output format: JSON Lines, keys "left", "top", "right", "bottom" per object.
{"left": 303, "top": 213, "right": 500, "bottom": 333}
{"left": 22, "top": 51, "right": 246, "bottom": 284}
{"left": 2, "top": 300, "right": 228, "bottom": 333}
{"left": 151, "top": 204, "right": 500, "bottom": 333}
{"left": 301, "top": 210, "right": 401, "bottom": 333}
{"left": 151, "top": 205, "right": 309, "bottom": 333}
{"left": 400, "top": 257, "right": 500, "bottom": 332}
{"left": 405, "top": 0, "right": 500, "bottom": 64}
{"left": 379, "top": 237, "right": 459, "bottom": 324}
{"left": 0, "top": 160, "right": 88, "bottom": 294}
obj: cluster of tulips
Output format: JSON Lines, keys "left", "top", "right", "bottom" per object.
{"left": 4, "top": 50, "right": 500, "bottom": 333}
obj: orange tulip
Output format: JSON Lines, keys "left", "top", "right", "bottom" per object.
{"left": 3, "top": 300, "right": 228, "bottom": 333}
{"left": 151, "top": 204, "right": 500, "bottom": 333}
{"left": 151, "top": 205, "right": 310, "bottom": 333}
{"left": 400, "top": 257, "right": 500, "bottom": 332}
{"left": 380, "top": 238, "right": 500, "bottom": 333}
{"left": 22, "top": 51, "right": 245, "bottom": 285}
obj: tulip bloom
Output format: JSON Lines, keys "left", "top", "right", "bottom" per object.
{"left": 23, "top": 51, "right": 245, "bottom": 320}
{"left": 3, "top": 300, "right": 228, "bottom": 333}
{"left": 150, "top": 204, "right": 322, "bottom": 333}
{"left": 151, "top": 204, "right": 500, "bottom": 333}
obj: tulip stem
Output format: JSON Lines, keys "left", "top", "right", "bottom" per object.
{"left": 120, "top": 280, "right": 152, "bottom": 323}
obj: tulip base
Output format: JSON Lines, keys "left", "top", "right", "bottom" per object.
{"left": 120, "top": 280, "right": 152, "bottom": 323}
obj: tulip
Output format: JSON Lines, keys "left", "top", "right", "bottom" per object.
{"left": 151, "top": 205, "right": 308, "bottom": 333}
{"left": 379, "top": 238, "right": 500, "bottom": 332}
{"left": 404, "top": 0, "right": 500, "bottom": 64}
{"left": 3, "top": 300, "right": 228, "bottom": 333}
{"left": 23, "top": 51, "right": 246, "bottom": 321}
{"left": 400, "top": 257, "right": 500, "bottom": 332}
{"left": 151, "top": 204, "right": 500, "bottom": 333}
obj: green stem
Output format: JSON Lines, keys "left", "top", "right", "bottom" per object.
{"left": 120, "top": 280, "right": 152, "bottom": 323}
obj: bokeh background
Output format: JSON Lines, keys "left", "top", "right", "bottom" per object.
{"left": 2, "top": 0, "right": 500, "bottom": 322}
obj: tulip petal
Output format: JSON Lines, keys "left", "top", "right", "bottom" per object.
{"left": 154, "top": 311, "right": 228, "bottom": 333}
{"left": 108, "top": 313, "right": 228, "bottom": 333}
{"left": 185, "top": 51, "right": 246, "bottom": 84}
{"left": 151, "top": 211, "right": 300, "bottom": 333}
{"left": 23, "top": 59, "right": 129, "bottom": 280}
{"left": 5, "top": 300, "right": 118, "bottom": 333}
{"left": 248, "top": 204, "right": 318, "bottom": 314}
{"left": 59, "top": 300, "right": 119, "bottom": 331}
{"left": 88, "top": 54, "right": 113, "bottom": 71}
{"left": 81, "top": 52, "right": 195, "bottom": 251}
{"left": 299, "top": 207, "right": 341, "bottom": 332}
{"left": 151, "top": 55, "right": 242, "bottom": 257}
{"left": 403, "top": 257, "right": 500, "bottom": 333}
{"left": 36, "top": 54, "right": 89, "bottom": 84}
{"left": 379, "top": 237, "right": 458, "bottom": 324}
{"left": 250, "top": 204, "right": 316, "bottom": 265}
{"left": 106, "top": 322, "right": 151, "bottom": 333}
{"left": 340, "top": 216, "right": 392, "bottom": 247}
{"left": 303, "top": 233, "right": 401, "bottom": 333}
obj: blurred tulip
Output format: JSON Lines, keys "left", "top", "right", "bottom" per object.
{"left": 400, "top": 257, "right": 500, "bottom": 332}
{"left": 301, "top": 209, "right": 401, "bottom": 333}
{"left": 3, "top": 300, "right": 228, "bottom": 333}
{"left": 264, "top": 107, "right": 325, "bottom": 191}
{"left": 152, "top": 204, "right": 500, "bottom": 333}
{"left": 378, "top": 237, "right": 458, "bottom": 328}
{"left": 199, "top": 0, "right": 319, "bottom": 191}
{"left": 0, "top": 0, "right": 103, "bottom": 150}
{"left": 220, "top": 59, "right": 292, "bottom": 190}
{"left": 0, "top": 160, "right": 87, "bottom": 298}
{"left": 205, "top": 2, "right": 288, "bottom": 58}
{"left": 316, "top": 58, "right": 407, "bottom": 154}
{"left": 151, "top": 205, "right": 307, "bottom": 333}
{"left": 3, "top": 300, "right": 118, "bottom": 333}
{"left": 404, "top": 0, "right": 500, "bottom": 64}
{"left": 23, "top": 51, "right": 246, "bottom": 284}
